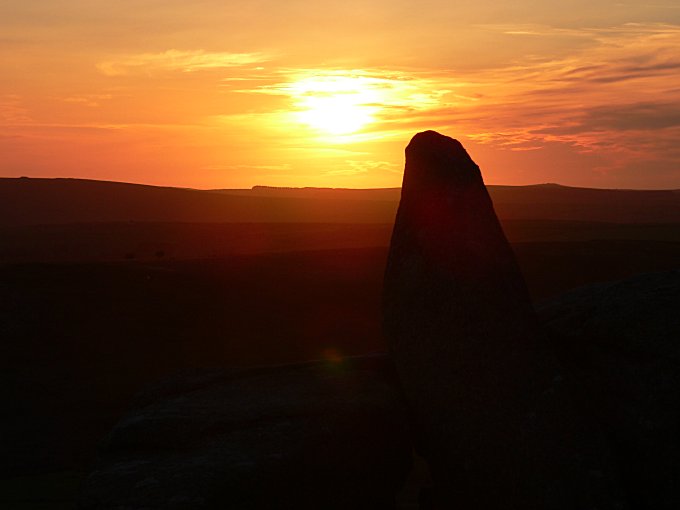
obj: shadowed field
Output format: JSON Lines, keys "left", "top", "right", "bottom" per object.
{"left": 2, "top": 178, "right": 680, "bottom": 508}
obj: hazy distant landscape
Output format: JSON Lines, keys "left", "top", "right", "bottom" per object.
{"left": 4, "top": 0, "right": 680, "bottom": 506}
{"left": 2, "top": 177, "right": 680, "bottom": 263}
{"left": 2, "top": 177, "right": 680, "bottom": 508}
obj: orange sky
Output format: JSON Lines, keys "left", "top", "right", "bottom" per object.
{"left": 2, "top": 1, "right": 680, "bottom": 189}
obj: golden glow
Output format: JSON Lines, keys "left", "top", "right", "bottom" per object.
{"left": 289, "top": 75, "right": 381, "bottom": 135}
{"left": 2, "top": 1, "right": 680, "bottom": 189}
{"left": 267, "top": 71, "right": 449, "bottom": 141}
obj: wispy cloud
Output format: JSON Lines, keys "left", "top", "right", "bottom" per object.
{"left": 401, "top": 23, "right": 680, "bottom": 174}
{"left": 238, "top": 68, "right": 451, "bottom": 111}
{"left": 203, "top": 163, "right": 292, "bottom": 172}
{"left": 62, "top": 93, "right": 113, "bottom": 107}
{"left": 325, "top": 159, "right": 400, "bottom": 176}
{"left": 222, "top": 68, "right": 458, "bottom": 142}
{"left": 97, "top": 50, "right": 270, "bottom": 76}
{"left": 6, "top": 10, "right": 679, "bottom": 187}
{"left": 0, "top": 95, "right": 31, "bottom": 124}
{"left": 222, "top": 23, "right": 679, "bottom": 141}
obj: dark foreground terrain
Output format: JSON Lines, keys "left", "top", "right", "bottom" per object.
{"left": 2, "top": 179, "right": 680, "bottom": 508}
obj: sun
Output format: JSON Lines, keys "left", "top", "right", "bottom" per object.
{"left": 296, "top": 94, "right": 375, "bottom": 136}
{"left": 287, "top": 74, "right": 382, "bottom": 136}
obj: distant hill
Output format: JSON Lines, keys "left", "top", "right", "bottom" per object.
{"left": 210, "top": 186, "right": 402, "bottom": 201}
{"left": 2, "top": 177, "right": 680, "bottom": 226}
{"left": 488, "top": 184, "right": 680, "bottom": 223}
{"left": 0, "top": 178, "right": 397, "bottom": 227}
{"left": 216, "top": 184, "right": 680, "bottom": 223}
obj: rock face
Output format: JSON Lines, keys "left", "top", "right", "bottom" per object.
{"left": 538, "top": 270, "right": 680, "bottom": 510}
{"left": 383, "top": 131, "right": 626, "bottom": 508}
{"left": 79, "top": 354, "right": 412, "bottom": 510}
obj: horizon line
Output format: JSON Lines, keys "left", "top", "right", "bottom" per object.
{"left": 2, "top": 175, "right": 680, "bottom": 193}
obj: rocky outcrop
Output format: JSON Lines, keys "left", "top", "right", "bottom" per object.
{"left": 383, "top": 130, "right": 626, "bottom": 508}
{"left": 79, "top": 354, "right": 412, "bottom": 510}
{"left": 538, "top": 270, "right": 680, "bottom": 509}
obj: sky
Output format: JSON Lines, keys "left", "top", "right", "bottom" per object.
{"left": 2, "top": 1, "right": 680, "bottom": 189}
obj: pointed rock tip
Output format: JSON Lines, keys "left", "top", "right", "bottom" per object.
{"left": 406, "top": 130, "right": 466, "bottom": 155}
{"left": 402, "top": 131, "right": 480, "bottom": 188}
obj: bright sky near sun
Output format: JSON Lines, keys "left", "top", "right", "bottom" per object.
{"left": 2, "top": 1, "right": 680, "bottom": 188}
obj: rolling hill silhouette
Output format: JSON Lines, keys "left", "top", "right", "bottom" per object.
{"left": 2, "top": 177, "right": 680, "bottom": 226}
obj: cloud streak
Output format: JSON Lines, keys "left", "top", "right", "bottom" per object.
{"left": 200, "top": 21, "right": 680, "bottom": 186}
{"left": 405, "top": 23, "right": 680, "bottom": 176}
{"left": 97, "top": 50, "right": 270, "bottom": 76}
{"left": 3, "top": 2, "right": 680, "bottom": 188}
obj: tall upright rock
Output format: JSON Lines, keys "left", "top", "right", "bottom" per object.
{"left": 383, "top": 131, "right": 627, "bottom": 509}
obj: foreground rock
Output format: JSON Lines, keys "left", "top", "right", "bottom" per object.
{"left": 538, "top": 270, "right": 680, "bottom": 509}
{"left": 384, "top": 130, "right": 626, "bottom": 508}
{"left": 79, "top": 354, "right": 412, "bottom": 509}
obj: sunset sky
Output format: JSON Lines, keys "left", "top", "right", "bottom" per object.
{"left": 2, "top": 1, "right": 680, "bottom": 188}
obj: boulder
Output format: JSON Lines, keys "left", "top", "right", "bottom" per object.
{"left": 79, "top": 354, "right": 412, "bottom": 509}
{"left": 538, "top": 270, "right": 680, "bottom": 509}
{"left": 383, "top": 130, "right": 627, "bottom": 508}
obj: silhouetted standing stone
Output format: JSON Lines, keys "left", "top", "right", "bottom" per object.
{"left": 383, "top": 131, "right": 627, "bottom": 509}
